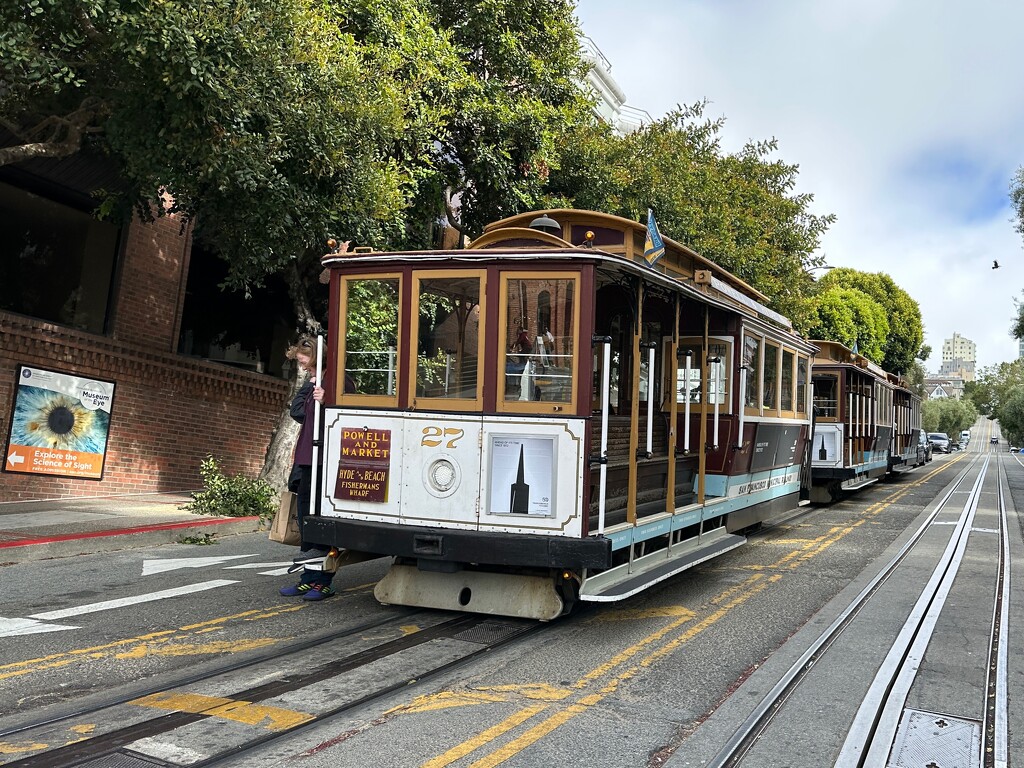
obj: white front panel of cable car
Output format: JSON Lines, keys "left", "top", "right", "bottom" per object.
{"left": 319, "top": 409, "right": 585, "bottom": 537}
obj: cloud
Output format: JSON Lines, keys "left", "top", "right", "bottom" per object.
{"left": 576, "top": 0, "right": 1024, "bottom": 370}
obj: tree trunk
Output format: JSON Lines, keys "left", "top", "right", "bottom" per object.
{"left": 259, "top": 259, "right": 322, "bottom": 489}
{"left": 258, "top": 370, "right": 303, "bottom": 490}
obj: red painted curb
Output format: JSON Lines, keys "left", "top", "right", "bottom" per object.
{"left": 0, "top": 516, "right": 260, "bottom": 549}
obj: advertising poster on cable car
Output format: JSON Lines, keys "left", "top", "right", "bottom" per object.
{"left": 488, "top": 436, "right": 554, "bottom": 516}
{"left": 4, "top": 365, "right": 116, "bottom": 480}
{"left": 334, "top": 426, "right": 391, "bottom": 502}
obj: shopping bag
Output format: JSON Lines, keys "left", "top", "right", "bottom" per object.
{"left": 269, "top": 491, "right": 300, "bottom": 545}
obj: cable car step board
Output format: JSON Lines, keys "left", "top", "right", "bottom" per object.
{"left": 579, "top": 528, "right": 745, "bottom": 602}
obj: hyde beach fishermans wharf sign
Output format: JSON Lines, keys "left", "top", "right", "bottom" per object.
{"left": 5, "top": 365, "right": 116, "bottom": 480}
{"left": 334, "top": 427, "right": 391, "bottom": 502}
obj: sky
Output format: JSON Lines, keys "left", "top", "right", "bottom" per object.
{"left": 574, "top": 0, "right": 1024, "bottom": 373}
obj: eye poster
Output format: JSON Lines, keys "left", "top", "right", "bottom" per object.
{"left": 5, "top": 365, "right": 116, "bottom": 480}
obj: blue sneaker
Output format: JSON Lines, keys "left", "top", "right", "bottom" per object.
{"left": 279, "top": 583, "right": 313, "bottom": 597}
{"left": 302, "top": 584, "right": 335, "bottom": 601}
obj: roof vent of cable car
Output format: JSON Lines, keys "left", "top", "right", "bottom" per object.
{"left": 528, "top": 214, "right": 561, "bottom": 235}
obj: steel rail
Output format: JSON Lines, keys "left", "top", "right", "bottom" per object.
{"left": 703, "top": 454, "right": 981, "bottom": 768}
{"left": 2, "top": 613, "right": 541, "bottom": 768}
{"left": 846, "top": 455, "right": 991, "bottom": 766}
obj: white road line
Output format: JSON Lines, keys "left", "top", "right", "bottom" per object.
{"left": 222, "top": 562, "right": 293, "bottom": 569}
{"left": 29, "top": 580, "right": 239, "bottom": 620}
{"left": 141, "top": 555, "right": 256, "bottom": 575}
{"left": 0, "top": 617, "right": 80, "bottom": 637}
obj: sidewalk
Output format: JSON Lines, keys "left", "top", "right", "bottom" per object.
{"left": 0, "top": 493, "right": 262, "bottom": 564}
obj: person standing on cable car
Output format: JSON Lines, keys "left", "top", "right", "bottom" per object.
{"left": 280, "top": 337, "right": 336, "bottom": 601}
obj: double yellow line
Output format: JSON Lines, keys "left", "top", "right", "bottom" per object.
{"left": 410, "top": 458, "right": 961, "bottom": 768}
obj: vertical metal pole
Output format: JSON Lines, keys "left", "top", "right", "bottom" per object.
{"left": 683, "top": 352, "right": 692, "bottom": 452}
{"left": 598, "top": 340, "right": 611, "bottom": 534}
{"left": 645, "top": 344, "right": 655, "bottom": 457}
{"left": 712, "top": 359, "right": 721, "bottom": 450}
{"left": 737, "top": 366, "right": 747, "bottom": 449}
{"left": 387, "top": 346, "right": 395, "bottom": 395}
{"left": 311, "top": 335, "right": 324, "bottom": 515}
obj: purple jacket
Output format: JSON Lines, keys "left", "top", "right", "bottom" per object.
{"left": 290, "top": 380, "right": 317, "bottom": 466}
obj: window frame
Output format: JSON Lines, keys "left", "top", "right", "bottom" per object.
{"left": 336, "top": 273, "right": 404, "bottom": 407}
{"left": 497, "top": 270, "right": 581, "bottom": 415}
{"left": 669, "top": 335, "right": 733, "bottom": 414}
{"left": 408, "top": 269, "right": 487, "bottom": 411}
{"left": 742, "top": 333, "right": 762, "bottom": 416}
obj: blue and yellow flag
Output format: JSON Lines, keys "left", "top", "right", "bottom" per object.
{"left": 644, "top": 208, "right": 665, "bottom": 267}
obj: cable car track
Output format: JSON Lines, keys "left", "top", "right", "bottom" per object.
{"left": 0, "top": 611, "right": 545, "bottom": 767}
{"left": 701, "top": 450, "right": 1010, "bottom": 767}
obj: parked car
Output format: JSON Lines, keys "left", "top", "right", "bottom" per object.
{"left": 928, "top": 433, "right": 951, "bottom": 453}
{"left": 919, "top": 431, "right": 933, "bottom": 461}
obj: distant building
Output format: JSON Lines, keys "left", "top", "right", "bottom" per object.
{"left": 924, "top": 378, "right": 965, "bottom": 401}
{"left": 940, "top": 333, "right": 976, "bottom": 382}
{"left": 579, "top": 36, "right": 653, "bottom": 135}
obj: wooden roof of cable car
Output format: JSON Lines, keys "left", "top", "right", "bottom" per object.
{"left": 473, "top": 208, "right": 769, "bottom": 304}
{"left": 810, "top": 339, "right": 890, "bottom": 380}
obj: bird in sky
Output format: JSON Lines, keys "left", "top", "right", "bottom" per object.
{"left": 993, "top": 260, "right": 1000, "bottom": 269}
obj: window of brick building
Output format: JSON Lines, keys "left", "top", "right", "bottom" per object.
{"left": 0, "top": 180, "right": 120, "bottom": 334}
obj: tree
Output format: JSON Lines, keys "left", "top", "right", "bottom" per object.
{"left": 922, "top": 398, "right": 978, "bottom": 437}
{"left": 1011, "top": 290, "right": 1024, "bottom": 341}
{"left": 1, "top": 0, "right": 465, "bottom": 284}
{"left": 804, "top": 285, "right": 888, "bottom": 363}
{"left": 816, "top": 268, "right": 923, "bottom": 375}
{"left": 968, "top": 360, "right": 1024, "bottom": 416}
{"left": 544, "top": 102, "right": 835, "bottom": 327}
{"left": 996, "top": 389, "right": 1024, "bottom": 447}
{"left": 407, "top": 0, "right": 596, "bottom": 246}
{"left": 1011, "top": 166, "right": 1024, "bottom": 244}
{"left": 2, "top": 0, "right": 469, "bottom": 486}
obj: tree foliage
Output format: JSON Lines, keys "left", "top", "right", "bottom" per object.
{"left": 1, "top": 0, "right": 466, "bottom": 291}
{"left": 967, "top": 360, "right": 1024, "bottom": 420}
{"left": 405, "top": 0, "right": 595, "bottom": 245}
{"left": 1011, "top": 166, "right": 1024, "bottom": 245}
{"left": 544, "top": 102, "right": 834, "bottom": 327}
{"left": 815, "top": 268, "right": 924, "bottom": 375}
{"left": 804, "top": 285, "right": 888, "bottom": 363}
{"left": 996, "top": 388, "right": 1024, "bottom": 447}
{"left": 1010, "top": 290, "right": 1024, "bottom": 341}
{"left": 921, "top": 398, "right": 978, "bottom": 437}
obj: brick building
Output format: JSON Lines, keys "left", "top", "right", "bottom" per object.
{"left": 1, "top": 157, "right": 290, "bottom": 502}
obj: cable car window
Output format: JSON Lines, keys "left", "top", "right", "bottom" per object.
{"left": 813, "top": 376, "right": 838, "bottom": 418}
{"left": 341, "top": 276, "right": 401, "bottom": 399}
{"left": 676, "top": 338, "right": 731, "bottom": 410}
{"left": 763, "top": 343, "right": 779, "bottom": 410}
{"left": 412, "top": 272, "right": 484, "bottom": 405}
{"left": 501, "top": 274, "right": 578, "bottom": 409}
{"left": 797, "top": 356, "right": 808, "bottom": 413}
{"left": 743, "top": 334, "right": 761, "bottom": 410}
{"left": 781, "top": 349, "right": 794, "bottom": 411}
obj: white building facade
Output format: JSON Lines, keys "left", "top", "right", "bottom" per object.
{"left": 940, "top": 332, "right": 976, "bottom": 382}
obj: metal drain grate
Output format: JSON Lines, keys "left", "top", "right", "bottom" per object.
{"left": 453, "top": 620, "right": 531, "bottom": 645}
{"left": 77, "top": 751, "right": 168, "bottom": 768}
{"left": 888, "top": 709, "right": 980, "bottom": 768}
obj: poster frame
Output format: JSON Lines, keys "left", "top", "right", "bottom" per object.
{"left": 3, "top": 364, "right": 117, "bottom": 481}
{"left": 486, "top": 433, "right": 557, "bottom": 518}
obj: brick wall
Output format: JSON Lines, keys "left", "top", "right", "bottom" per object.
{"left": 0, "top": 213, "right": 290, "bottom": 502}
{"left": 112, "top": 207, "right": 192, "bottom": 349}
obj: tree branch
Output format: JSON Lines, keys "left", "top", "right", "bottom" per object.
{"left": 74, "top": 4, "right": 103, "bottom": 40}
{"left": 0, "top": 99, "right": 105, "bottom": 167}
{"left": 444, "top": 194, "right": 466, "bottom": 236}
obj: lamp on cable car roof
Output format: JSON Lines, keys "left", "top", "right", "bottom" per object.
{"left": 529, "top": 214, "right": 561, "bottom": 235}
